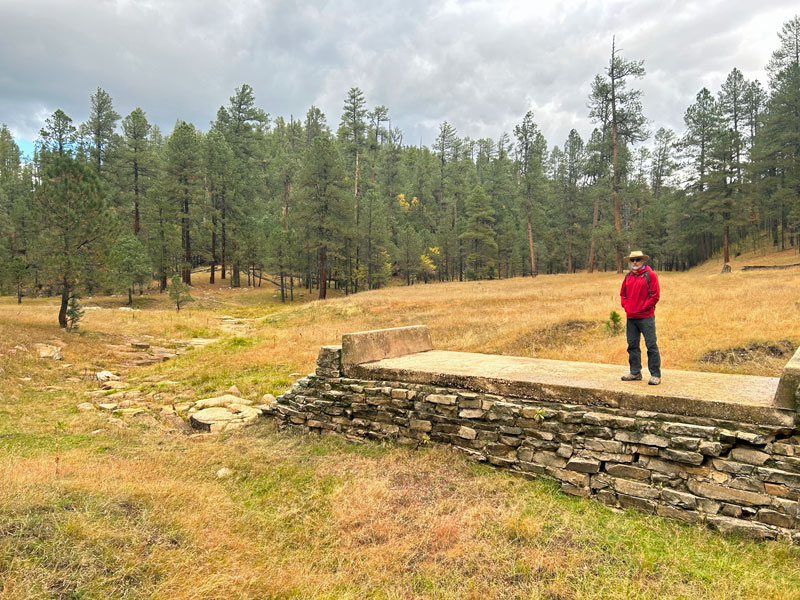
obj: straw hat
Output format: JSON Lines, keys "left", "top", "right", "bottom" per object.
{"left": 625, "top": 250, "right": 649, "bottom": 261}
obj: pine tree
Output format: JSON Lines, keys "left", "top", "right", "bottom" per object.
{"left": 460, "top": 184, "right": 497, "bottom": 279}
{"left": 32, "top": 153, "right": 113, "bottom": 327}
{"left": 82, "top": 87, "right": 120, "bottom": 177}
{"left": 295, "top": 134, "right": 352, "bottom": 299}
{"left": 589, "top": 37, "right": 648, "bottom": 272}
{"left": 120, "top": 108, "right": 153, "bottom": 235}
{"left": 163, "top": 121, "right": 203, "bottom": 284}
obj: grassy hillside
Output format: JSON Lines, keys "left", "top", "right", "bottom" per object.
{"left": 2, "top": 252, "right": 800, "bottom": 599}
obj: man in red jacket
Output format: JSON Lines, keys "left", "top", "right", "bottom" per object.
{"left": 620, "top": 250, "right": 661, "bottom": 385}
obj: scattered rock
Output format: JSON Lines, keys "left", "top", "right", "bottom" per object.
{"left": 227, "top": 385, "right": 242, "bottom": 397}
{"left": 76, "top": 402, "right": 95, "bottom": 411}
{"left": 216, "top": 467, "right": 234, "bottom": 479}
{"left": 190, "top": 407, "right": 237, "bottom": 432}
{"left": 98, "top": 403, "right": 118, "bottom": 411}
{"left": 187, "top": 395, "right": 262, "bottom": 433}
{"left": 261, "top": 393, "right": 276, "bottom": 405}
{"left": 131, "top": 341, "right": 151, "bottom": 351}
{"left": 34, "top": 343, "right": 62, "bottom": 360}
{"left": 102, "top": 381, "right": 128, "bottom": 390}
{"left": 96, "top": 370, "right": 120, "bottom": 381}
{"left": 288, "top": 372, "right": 300, "bottom": 377}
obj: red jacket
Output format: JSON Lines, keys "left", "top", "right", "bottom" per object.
{"left": 620, "top": 265, "right": 660, "bottom": 318}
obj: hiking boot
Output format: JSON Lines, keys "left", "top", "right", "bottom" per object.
{"left": 621, "top": 373, "right": 642, "bottom": 381}
{"left": 648, "top": 377, "right": 661, "bottom": 386}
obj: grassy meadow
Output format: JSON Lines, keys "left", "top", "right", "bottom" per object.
{"left": 2, "top": 250, "right": 800, "bottom": 599}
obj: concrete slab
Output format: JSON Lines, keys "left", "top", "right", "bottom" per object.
{"left": 346, "top": 350, "right": 794, "bottom": 427}
{"left": 341, "top": 325, "right": 433, "bottom": 367}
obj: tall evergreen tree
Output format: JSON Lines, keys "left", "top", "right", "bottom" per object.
{"left": 589, "top": 37, "right": 648, "bottom": 272}
{"left": 295, "top": 134, "right": 352, "bottom": 299}
{"left": 163, "top": 121, "right": 203, "bottom": 284}
{"left": 82, "top": 87, "right": 120, "bottom": 177}
{"left": 33, "top": 153, "right": 113, "bottom": 327}
{"left": 120, "top": 108, "right": 153, "bottom": 235}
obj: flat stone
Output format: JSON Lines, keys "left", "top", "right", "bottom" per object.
{"left": 76, "top": 402, "right": 95, "bottom": 411}
{"left": 687, "top": 481, "right": 771, "bottom": 506}
{"left": 456, "top": 426, "right": 477, "bottom": 440}
{"left": 409, "top": 419, "right": 432, "bottom": 432}
{"left": 659, "top": 448, "right": 704, "bottom": 465}
{"left": 34, "top": 343, "right": 62, "bottom": 360}
{"left": 606, "top": 464, "right": 651, "bottom": 480}
{"left": 426, "top": 394, "right": 457, "bottom": 405}
{"left": 729, "top": 448, "right": 771, "bottom": 465}
{"left": 566, "top": 458, "right": 600, "bottom": 473}
{"left": 613, "top": 478, "right": 660, "bottom": 500}
{"left": 190, "top": 407, "right": 236, "bottom": 432}
{"left": 96, "top": 370, "right": 119, "bottom": 381}
{"left": 706, "top": 515, "right": 777, "bottom": 540}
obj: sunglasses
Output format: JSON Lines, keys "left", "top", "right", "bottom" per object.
{"left": 629, "top": 258, "right": 643, "bottom": 263}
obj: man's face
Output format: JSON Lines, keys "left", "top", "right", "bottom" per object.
{"left": 629, "top": 258, "right": 644, "bottom": 271}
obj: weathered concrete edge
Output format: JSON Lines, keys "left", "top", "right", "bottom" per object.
{"left": 774, "top": 345, "right": 800, "bottom": 410}
{"left": 346, "top": 364, "right": 797, "bottom": 428}
{"left": 341, "top": 325, "right": 433, "bottom": 367}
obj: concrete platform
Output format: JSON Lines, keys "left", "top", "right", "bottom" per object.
{"left": 346, "top": 350, "right": 795, "bottom": 427}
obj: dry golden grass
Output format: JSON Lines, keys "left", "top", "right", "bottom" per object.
{"left": 2, "top": 251, "right": 800, "bottom": 599}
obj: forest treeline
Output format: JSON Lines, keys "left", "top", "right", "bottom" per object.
{"left": 1, "top": 17, "right": 799, "bottom": 327}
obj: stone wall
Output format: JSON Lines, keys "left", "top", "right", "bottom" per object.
{"left": 274, "top": 344, "right": 800, "bottom": 541}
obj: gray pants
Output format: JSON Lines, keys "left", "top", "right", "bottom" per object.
{"left": 626, "top": 316, "right": 661, "bottom": 378}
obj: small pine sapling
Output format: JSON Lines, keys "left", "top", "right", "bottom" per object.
{"left": 605, "top": 310, "right": 623, "bottom": 335}
{"left": 168, "top": 275, "right": 194, "bottom": 312}
{"left": 65, "top": 295, "right": 84, "bottom": 332}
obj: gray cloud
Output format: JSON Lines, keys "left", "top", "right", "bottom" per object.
{"left": 1, "top": 0, "right": 797, "bottom": 156}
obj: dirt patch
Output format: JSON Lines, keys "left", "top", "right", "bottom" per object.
{"left": 512, "top": 320, "right": 603, "bottom": 353}
{"left": 699, "top": 340, "right": 795, "bottom": 365}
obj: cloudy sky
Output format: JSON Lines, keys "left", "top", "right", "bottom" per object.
{"left": 1, "top": 0, "right": 797, "bottom": 158}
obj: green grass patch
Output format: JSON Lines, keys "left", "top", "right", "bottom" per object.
{"left": 0, "top": 489, "right": 183, "bottom": 600}
{"left": 0, "top": 432, "right": 98, "bottom": 458}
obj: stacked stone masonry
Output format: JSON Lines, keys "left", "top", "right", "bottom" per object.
{"left": 275, "top": 345, "right": 800, "bottom": 541}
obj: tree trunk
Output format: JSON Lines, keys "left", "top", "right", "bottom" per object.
{"left": 221, "top": 209, "right": 227, "bottom": 279}
{"left": 210, "top": 218, "right": 217, "bottom": 284}
{"left": 58, "top": 278, "right": 69, "bottom": 329}
{"left": 182, "top": 191, "right": 191, "bottom": 285}
{"left": 723, "top": 222, "right": 730, "bottom": 264}
{"left": 527, "top": 219, "right": 536, "bottom": 277}
{"left": 128, "top": 287, "right": 133, "bottom": 305}
{"left": 588, "top": 195, "right": 600, "bottom": 273}
{"left": 319, "top": 246, "right": 328, "bottom": 300}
